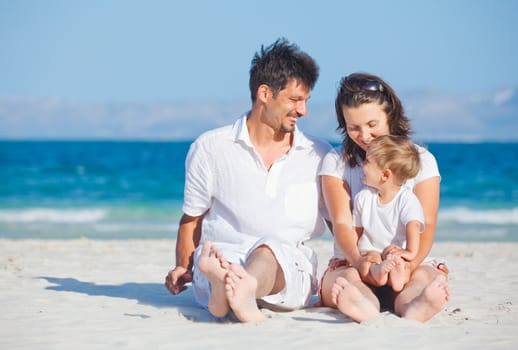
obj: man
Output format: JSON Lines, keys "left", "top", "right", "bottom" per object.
{"left": 164, "top": 38, "right": 331, "bottom": 322}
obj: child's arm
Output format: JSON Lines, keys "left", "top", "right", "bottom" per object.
{"left": 400, "top": 220, "right": 421, "bottom": 261}
{"left": 355, "top": 226, "right": 363, "bottom": 241}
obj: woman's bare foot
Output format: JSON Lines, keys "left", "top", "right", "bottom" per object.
{"left": 388, "top": 255, "right": 408, "bottom": 292}
{"left": 401, "top": 274, "right": 450, "bottom": 322}
{"left": 330, "top": 277, "right": 345, "bottom": 306}
{"left": 197, "top": 241, "right": 230, "bottom": 318}
{"left": 224, "top": 263, "right": 266, "bottom": 322}
{"left": 332, "top": 276, "right": 380, "bottom": 323}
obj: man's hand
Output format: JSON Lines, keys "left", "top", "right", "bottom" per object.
{"left": 164, "top": 266, "right": 193, "bottom": 295}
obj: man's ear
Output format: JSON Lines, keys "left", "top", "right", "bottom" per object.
{"left": 256, "top": 84, "right": 270, "bottom": 103}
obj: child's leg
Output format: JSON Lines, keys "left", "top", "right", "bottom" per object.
{"left": 357, "top": 258, "right": 373, "bottom": 281}
{"left": 388, "top": 255, "right": 411, "bottom": 292}
{"left": 370, "top": 256, "right": 397, "bottom": 286}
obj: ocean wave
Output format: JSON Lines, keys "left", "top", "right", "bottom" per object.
{"left": 93, "top": 222, "right": 178, "bottom": 232}
{"left": 0, "top": 208, "right": 106, "bottom": 223}
{"left": 439, "top": 207, "right": 518, "bottom": 225}
{"left": 1, "top": 206, "right": 515, "bottom": 230}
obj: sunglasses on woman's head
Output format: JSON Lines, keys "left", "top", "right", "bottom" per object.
{"left": 345, "top": 76, "right": 384, "bottom": 93}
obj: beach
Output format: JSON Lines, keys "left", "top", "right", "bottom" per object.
{"left": 2, "top": 239, "right": 517, "bottom": 349}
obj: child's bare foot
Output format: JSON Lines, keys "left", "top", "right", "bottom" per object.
{"left": 388, "top": 255, "right": 408, "bottom": 292}
{"left": 370, "top": 258, "right": 396, "bottom": 286}
{"left": 197, "top": 241, "right": 230, "bottom": 318}
{"left": 332, "top": 277, "right": 380, "bottom": 323}
{"left": 401, "top": 274, "right": 450, "bottom": 322}
{"left": 224, "top": 263, "right": 266, "bottom": 322}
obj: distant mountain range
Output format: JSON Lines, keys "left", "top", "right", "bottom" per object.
{"left": 1, "top": 87, "right": 516, "bottom": 142}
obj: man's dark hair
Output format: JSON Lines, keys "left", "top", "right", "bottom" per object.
{"left": 249, "top": 38, "right": 319, "bottom": 102}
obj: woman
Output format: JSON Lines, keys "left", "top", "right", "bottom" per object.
{"left": 318, "top": 73, "right": 450, "bottom": 322}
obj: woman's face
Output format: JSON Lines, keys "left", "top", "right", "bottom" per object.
{"left": 342, "top": 102, "right": 390, "bottom": 151}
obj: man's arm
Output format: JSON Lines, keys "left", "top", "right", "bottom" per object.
{"left": 164, "top": 213, "right": 203, "bottom": 295}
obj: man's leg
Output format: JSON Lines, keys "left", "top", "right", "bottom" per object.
{"left": 225, "top": 245, "right": 284, "bottom": 322}
{"left": 197, "top": 241, "right": 230, "bottom": 318}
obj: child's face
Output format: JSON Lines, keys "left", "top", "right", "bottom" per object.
{"left": 362, "top": 152, "right": 384, "bottom": 189}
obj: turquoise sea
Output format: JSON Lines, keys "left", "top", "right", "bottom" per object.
{"left": 1, "top": 141, "right": 517, "bottom": 241}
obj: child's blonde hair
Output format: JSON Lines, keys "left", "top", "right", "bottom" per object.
{"left": 367, "top": 135, "right": 421, "bottom": 184}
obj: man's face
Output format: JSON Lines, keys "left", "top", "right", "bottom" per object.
{"left": 264, "top": 79, "right": 310, "bottom": 133}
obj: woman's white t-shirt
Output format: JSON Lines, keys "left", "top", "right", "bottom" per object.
{"left": 318, "top": 144, "right": 440, "bottom": 259}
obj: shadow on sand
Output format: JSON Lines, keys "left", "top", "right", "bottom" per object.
{"left": 38, "top": 276, "right": 217, "bottom": 321}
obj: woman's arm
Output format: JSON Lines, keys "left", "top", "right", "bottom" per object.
{"left": 400, "top": 220, "right": 421, "bottom": 261}
{"left": 321, "top": 175, "right": 362, "bottom": 267}
{"left": 410, "top": 176, "right": 440, "bottom": 270}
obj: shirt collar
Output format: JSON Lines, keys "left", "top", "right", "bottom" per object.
{"left": 231, "top": 113, "right": 314, "bottom": 150}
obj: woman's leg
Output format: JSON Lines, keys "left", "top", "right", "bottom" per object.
{"left": 322, "top": 266, "right": 380, "bottom": 322}
{"left": 394, "top": 265, "right": 450, "bottom": 322}
{"left": 319, "top": 265, "right": 348, "bottom": 308}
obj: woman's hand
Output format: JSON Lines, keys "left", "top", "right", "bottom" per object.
{"left": 354, "top": 251, "right": 382, "bottom": 270}
{"left": 382, "top": 244, "right": 406, "bottom": 259}
{"left": 437, "top": 262, "right": 449, "bottom": 275}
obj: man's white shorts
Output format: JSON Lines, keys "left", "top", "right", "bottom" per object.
{"left": 192, "top": 238, "right": 318, "bottom": 312}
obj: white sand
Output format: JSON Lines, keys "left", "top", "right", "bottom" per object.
{"left": 1, "top": 239, "right": 518, "bottom": 349}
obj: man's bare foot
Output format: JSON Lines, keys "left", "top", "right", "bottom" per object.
{"left": 388, "top": 255, "right": 408, "bottom": 292}
{"left": 224, "top": 263, "right": 266, "bottom": 322}
{"left": 332, "top": 277, "right": 380, "bottom": 323}
{"left": 197, "top": 241, "right": 230, "bottom": 318}
{"left": 370, "top": 258, "right": 397, "bottom": 286}
{"left": 401, "top": 274, "right": 450, "bottom": 322}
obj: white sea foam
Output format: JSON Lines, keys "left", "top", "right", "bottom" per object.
{"left": 439, "top": 207, "right": 518, "bottom": 225}
{"left": 93, "top": 222, "right": 178, "bottom": 232}
{"left": 0, "top": 208, "right": 106, "bottom": 223}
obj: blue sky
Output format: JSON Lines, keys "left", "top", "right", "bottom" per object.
{"left": 1, "top": 0, "right": 517, "bottom": 140}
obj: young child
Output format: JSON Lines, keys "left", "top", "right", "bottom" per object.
{"left": 353, "top": 135, "right": 424, "bottom": 292}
